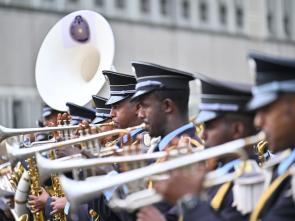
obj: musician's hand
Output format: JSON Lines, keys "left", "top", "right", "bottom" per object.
{"left": 5, "top": 196, "right": 14, "bottom": 208}
{"left": 155, "top": 164, "right": 206, "bottom": 204}
{"left": 28, "top": 188, "right": 49, "bottom": 212}
{"left": 50, "top": 196, "right": 67, "bottom": 215}
{"left": 55, "top": 146, "right": 81, "bottom": 158}
{"left": 137, "top": 206, "right": 166, "bottom": 221}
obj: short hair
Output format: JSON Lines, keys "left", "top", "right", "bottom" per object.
{"left": 152, "top": 88, "right": 190, "bottom": 117}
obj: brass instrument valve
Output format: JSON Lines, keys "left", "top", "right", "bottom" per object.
{"left": 62, "top": 112, "right": 72, "bottom": 139}
{"left": 9, "top": 162, "right": 24, "bottom": 189}
{"left": 89, "top": 209, "right": 100, "bottom": 221}
{"left": 57, "top": 113, "right": 63, "bottom": 127}
{"left": 255, "top": 140, "right": 270, "bottom": 166}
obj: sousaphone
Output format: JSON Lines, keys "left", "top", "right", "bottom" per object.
{"left": 36, "top": 10, "right": 114, "bottom": 111}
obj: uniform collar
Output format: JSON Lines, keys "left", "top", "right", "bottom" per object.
{"left": 118, "top": 128, "right": 144, "bottom": 145}
{"left": 158, "top": 123, "right": 194, "bottom": 151}
{"left": 215, "top": 159, "right": 241, "bottom": 176}
{"left": 277, "top": 148, "right": 295, "bottom": 175}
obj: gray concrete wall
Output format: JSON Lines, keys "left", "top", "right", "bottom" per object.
{"left": 0, "top": 1, "right": 295, "bottom": 126}
{"left": 1, "top": 6, "right": 295, "bottom": 88}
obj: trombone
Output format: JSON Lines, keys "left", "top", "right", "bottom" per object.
{"left": 59, "top": 132, "right": 265, "bottom": 211}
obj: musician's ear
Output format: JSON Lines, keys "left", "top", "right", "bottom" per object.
{"left": 161, "top": 98, "right": 174, "bottom": 114}
{"left": 232, "top": 121, "right": 245, "bottom": 140}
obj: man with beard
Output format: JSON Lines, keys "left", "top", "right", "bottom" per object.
{"left": 247, "top": 53, "right": 295, "bottom": 221}
{"left": 131, "top": 61, "right": 202, "bottom": 149}
{"left": 150, "top": 73, "right": 259, "bottom": 221}
{"left": 130, "top": 61, "right": 202, "bottom": 221}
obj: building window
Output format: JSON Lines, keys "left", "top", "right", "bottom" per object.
{"left": 12, "top": 100, "right": 22, "bottom": 128}
{"left": 160, "top": 0, "right": 169, "bottom": 16}
{"left": 140, "top": 0, "right": 150, "bottom": 13}
{"left": 267, "top": 13, "right": 274, "bottom": 34}
{"left": 235, "top": 7, "right": 243, "bottom": 28}
{"left": 284, "top": 15, "right": 290, "bottom": 37}
{"left": 219, "top": 3, "right": 227, "bottom": 25}
{"left": 267, "top": 0, "right": 275, "bottom": 35}
{"left": 199, "top": 1, "right": 208, "bottom": 22}
{"left": 95, "top": 0, "right": 104, "bottom": 7}
{"left": 182, "top": 0, "right": 190, "bottom": 19}
{"left": 283, "top": 0, "right": 293, "bottom": 37}
{"left": 115, "top": 0, "right": 125, "bottom": 9}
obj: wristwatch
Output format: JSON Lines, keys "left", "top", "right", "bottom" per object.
{"left": 64, "top": 201, "right": 70, "bottom": 215}
{"left": 178, "top": 194, "right": 201, "bottom": 213}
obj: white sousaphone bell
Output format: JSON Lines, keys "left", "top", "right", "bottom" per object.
{"left": 36, "top": 10, "right": 115, "bottom": 111}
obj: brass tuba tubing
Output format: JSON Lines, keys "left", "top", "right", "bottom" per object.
{"left": 6, "top": 124, "right": 146, "bottom": 164}
{"left": 59, "top": 132, "right": 265, "bottom": 210}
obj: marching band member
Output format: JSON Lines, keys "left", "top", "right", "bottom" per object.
{"left": 66, "top": 102, "right": 96, "bottom": 126}
{"left": 48, "top": 102, "right": 96, "bottom": 221}
{"left": 102, "top": 70, "right": 148, "bottom": 147}
{"left": 131, "top": 61, "right": 202, "bottom": 151}
{"left": 91, "top": 70, "right": 148, "bottom": 221}
{"left": 92, "top": 63, "right": 202, "bottom": 221}
{"left": 91, "top": 95, "right": 112, "bottom": 125}
{"left": 153, "top": 74, "right": 259, "bottom": 221}
{"left": 28, "top": 105, "right": 65, "bottom": 218}
{"left": 130, "top": 61, "right": 202, "bottom": 221}
{"left": 37, "top": 104, "right": 61, "bottom": 127}
{"left": 91, "top": 95, "right": 115, "bottom": 146}
{"left": 35, "top": 105, "right": 64, "bottom": 142}
{"left": 247, "top": 53, "right": 295, "bottom": 221}
{"left": 31, "top": 103, "right": 96, "bottom": 221}
{"left": 62, "top": 97, "right": 116, "bottom": 221}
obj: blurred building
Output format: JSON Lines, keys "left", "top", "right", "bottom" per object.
{"left": 0, "top": 0, "right": 294, "bottom": 127}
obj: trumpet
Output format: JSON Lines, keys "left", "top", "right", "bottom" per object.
{"left": 36, "top": 151, "right": 168, "bottom": 184}
{"left": 255, "top": 140, "right": 270, "bottom": 165}
{"left": 59, "top": 132, "right": 265, "bottom": 211}
{"left": 0, "top": 124, "right": 78, "bottom": 143}
{"left": 0, "top": 121, "right": 116, "bottom": 143}
{"left": 6, "top": 123, "right": 145, "bottom": 164}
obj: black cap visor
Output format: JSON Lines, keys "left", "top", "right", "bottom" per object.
{"left": 195, "top": 110, "right": 220, "bottom": 124}
{"left": 106, "top": 95, "right": 130, "bottom": 106}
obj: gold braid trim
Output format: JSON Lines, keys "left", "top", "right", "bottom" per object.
{"left": 250, "top": 171, "right": 290, "bottom": 221}
{"left": 210, "top": 181, "right": 232, "bottom": 211}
